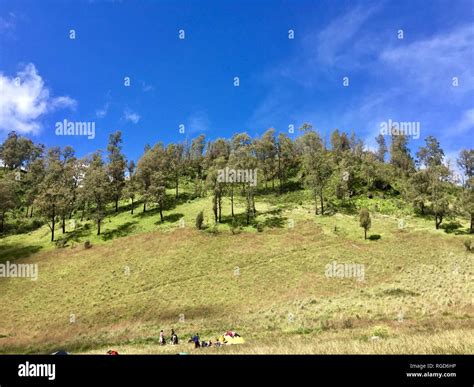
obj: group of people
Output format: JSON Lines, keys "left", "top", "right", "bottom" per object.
{"left": 189, "top": 331, "right": 241, "bottom": 349}
{"left": 157, "top": 329, "right": 241, "bottom": 348}
{"left": 159, "top": 329, "right": 179, "bottom": 345}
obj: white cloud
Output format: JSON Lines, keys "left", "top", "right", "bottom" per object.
{"left": 0, "top": 63, "right": 76, "bottom": 134}
{"left": 123, "top": 109, "right": 140, "bottom": 124}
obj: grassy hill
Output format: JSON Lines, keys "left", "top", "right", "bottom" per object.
{"left": 0, "top": 189, "right": 472, "bottom": 354}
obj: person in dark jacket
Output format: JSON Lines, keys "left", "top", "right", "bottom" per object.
{"left": 193, "top": 333, "right": 200, "bottom": 348}
{"left": 171, "top": 329, "right": 179, "bottom": 345}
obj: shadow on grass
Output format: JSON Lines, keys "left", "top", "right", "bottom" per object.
{"left": 154, "top": 213, "right": 184, "bottom": 225}
{"left": 260, "top": 215, "right": 287, "bottom": 229}
{"left": 440, "top": 221, "right": 471, "bottom": 235}
{"left": 0, "top": 242, "right": 42, "bottom": 263}
{"left": 101, "top": 221, "right": 138, "bottom": 241}
{"left": 336, "top": 200, "right": 358, "bottom": 215}
{"left": 368, "top": 234, "right": 381, "bottom": 241}
{"left": 54, "top": 223, "right": 94, "bottom": 247}
{"left": 0, "top": 218, "right": 43, "bottom": 237}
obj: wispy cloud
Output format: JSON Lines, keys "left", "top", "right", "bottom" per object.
{"left": 249, "top": 3, "right": 473, "bottom": 161}
{"left": 451, "top": 108, "right": 474, "bottom": 135}
{"left": 187, "top": 111, "right": 209, "bottom": 134}
{"left": 96, "top": 102, "right": 110, "bottom": 118}
{"left": 123, "top": 109, "right": 140, "bottom": 124}
{"left": 0, "top": 63, "right": 77, "bottom": 134}
{"left": 314, "top": 4, "right": 382, "bottom": 67}
{"left": 142, "top": 82, "right": 154, "bottom": 92}
{"left": 380, "top": 25, "right": 474, "bottom": 100}
{"left": 0, "top": 12, "right": 16, "bottom": 33}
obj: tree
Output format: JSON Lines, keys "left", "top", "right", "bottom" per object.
{"left": 136, "top": 142, "right": 169, "bottom": 218}
{"left": 458, "top": 150, "right": 474, "bottom": 232}
{"left": 429, "top": 165, "right": 451, "bottom": 229}
{"left": 230, "top": 133, "right": 256, "bottom": 224}
{"left": 190, "top": 135, "right": 206, "bottom": 180}
{"left": 35, "top": 148, "right": 68, "bottom": 241}
{"left": 329, "top": 129, "right": 351, "bottom": 166}
{"left": 416, "top": 136, "right": 444, "bottom": 169}
{"left": 359, "top": 208, "right": 371, "bottom": 240}
{"left": 82, "top": 152, "right": 111, "bottom": 235}
{"left": 254, "top": 128, "right": 277, "bottom": 190}
{"left": 390, "top": 133, "right": 414, "bottom": 175}
{"left": 107, "top": 131, "right": 127, "bottom": 213}
{"left": 0, "top": 174, "right": 18, "bottom": 232}
{"left": 23, "top": 156, "right": 45, "bottom": 218}
{"left": 123, "top": 160, "right": 138, "bottom": 214}
{"left": 415, "top": 137, "right": 452, "bottom": 229}
{"left": 375, "top": 134, "right": 387, "bottom": 163}
{"left": 409, "top": 170, "right": 430, "bottom": 215}
{"left": 136, "top": 148, "right": 154, "bottom": 212}
{"left": 0, "top": 131, "right": 37, "bottom": 171}
{"left": 206, "top": 165, "right": 225, "bottom": 223}
{"left": 167, "top": 142, "right": 185, "bottom": 199}
{"left": 276, "top": 133, "right": 298, "bottom": 193}
{"left": 300, "top": 125, "right": 333, "bottom": 215}
{"left": 58, "top": 146, "right": 79, "bottom": 233}
{"left": 457, "top": 149, "right": 474, "bottom": 187}
{"left": 150, "top": 171, "right": 167, "bottom": 222}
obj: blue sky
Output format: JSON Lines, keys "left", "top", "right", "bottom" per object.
{"left": 0, "top": 0, "right": 472, "bottom": 164}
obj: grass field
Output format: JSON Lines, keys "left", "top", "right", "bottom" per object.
{"left": 0, "top": 189, "right": 472, "bottom": 354}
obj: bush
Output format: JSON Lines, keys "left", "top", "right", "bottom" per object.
{"left": 371, "top": 325, "right": 389, "bottom": 338}
{"left": 256, "top": 223, "right": 264, "bottom": 232}
{"left": 230, "top": 218, "right": 240, "bottom": 235}
{"left": 195, "top": 211, "right": 204, "bottom": 230}
{"left": 206, "top": 224, "right": 219, "bottom": 235}
{"left": 463, "top": 239, "right": 472, "bottom": 251}
{"left": 84, "top": 240, "right": 92, "bottom": 249}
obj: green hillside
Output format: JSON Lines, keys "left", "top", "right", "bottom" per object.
{"left": 0, "top": 190, "right": 472, "bottom": 354}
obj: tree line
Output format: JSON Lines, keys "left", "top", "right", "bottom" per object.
{"left": 0, "top": 125, "right": 472, "bottom": 241}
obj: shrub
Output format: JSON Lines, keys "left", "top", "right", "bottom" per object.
{"left": 230, "top": 218, "right": 240, "bottom": 235}
{"left": 206, "top": 224, "right": 219, "bottom": 235}
{"left": 195, "top": 211, "right": 204, "bottom": 230}
{"left": 256, "top": 223, "right": 264, "bottom": 232}
{"left": 371, "top": 325, "right": 389, "bottom": 338}
{"left": 463, "top": 239, "right": 472, "bottom": 251}
{"left": 84, "top": 240, "right": 92, "bottom": 249}
{"left": 359, "top": 208, "right": 371, "bottom": 240}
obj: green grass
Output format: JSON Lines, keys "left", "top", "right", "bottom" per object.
{"left": 0, "top": 189, "right": 472, "bottom": 354}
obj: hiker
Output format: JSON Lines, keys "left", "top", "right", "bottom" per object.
{"left": 225, "top": 330, "right": 240, "bottom": 338}
{"left": 107, "top": 350, "right": 119, "bottom": 355}
{"left": 171, "top": 329, "right": 179, "bottom": 345}
{"left": 192, "top": 333, "right": 200, "bottom": 348}
{"left": 159, "top": 330, "right": 166, "bottom": 345}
